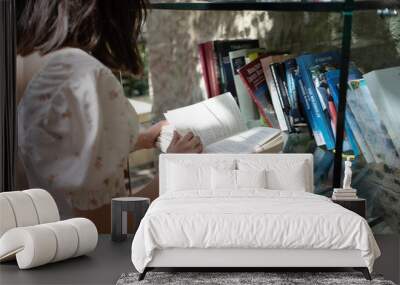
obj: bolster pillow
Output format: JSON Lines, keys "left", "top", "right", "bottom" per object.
{"left": 0, "top": 218, "right": 98, "bottom": 269}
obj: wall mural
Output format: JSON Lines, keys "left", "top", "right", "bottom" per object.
{"left": 146, "top": 9, "right": 400, "bottom": 234}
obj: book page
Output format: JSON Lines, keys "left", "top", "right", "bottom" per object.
{"left": 204, "top": 127, "right": 281, "bottom": 153}
{"left": 203, "top": 92, "right": 247, "bottom": 136}
{"left": 164, "top": 93, "right": 247, "bottom": 146}
{"left": 255, "top": 135, "right": 284, "bottom": 153}
{"left": 164, "top": 103, "right": 221, "bottom": 146}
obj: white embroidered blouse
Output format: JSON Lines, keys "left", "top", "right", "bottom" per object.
{"left": 18, "top": 48, "right": 139, "bottom": 213}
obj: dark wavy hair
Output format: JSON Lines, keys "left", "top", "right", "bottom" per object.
{"left": 17, "top": 0, "right": 148, "bottom": 75}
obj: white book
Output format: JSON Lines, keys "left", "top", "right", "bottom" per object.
{"left": 333, "top": 188, "right": 357, "bottom": 194}
{"left": 348, "top": 79, "right": 400, "bottom": 168}
{"left": 333, "top": 193, "right": 358, "bottom": 197}
{"left": 333, "top": 195, "right": 358, "bottom": 200}
{"left": 157, "top": 93, "right": 283, "bottom": 153}
{"left": 260, "top": 56, "right": 291, "bottom": 132}
{"left": 229, "top": 49, "right": 260, "bottom": 122}
{"left": 364, "top": 66, "right": 400, "bottom": 154}
{"left": 332, "top": 196, "right": 359, "bottom": 201}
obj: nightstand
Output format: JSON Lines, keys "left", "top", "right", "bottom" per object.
{"left": 332, "top": 198, "right": 366, "bottom": 219}
{"left": 111, "top": 197, "right": 150, "bottom": 242}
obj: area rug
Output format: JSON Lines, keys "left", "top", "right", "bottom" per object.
{"left": 116, "top": 272, "right": 396, "bottom": 285}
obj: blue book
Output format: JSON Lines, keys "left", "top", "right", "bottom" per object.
{"left": 284, "top": 59, "right": 306, "bottom": 126}
{"left": 295, "top": 71, "right": 325, "bottom": 146}
{"left": 214, "top": 40, "right": 259, "bottom": 99}
{"left": 325, "top": 68, "right": 361, "bottom": 157}
{"left": 296, "top": 52, "right": 337, "bottom": 150}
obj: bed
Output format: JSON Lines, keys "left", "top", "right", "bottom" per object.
{"left": 131, "top": 154, "right": 380, "bottom": 280}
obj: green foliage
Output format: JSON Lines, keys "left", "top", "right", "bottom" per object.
{"left": 122, "top": 42, "right": 149, "bottom": 98}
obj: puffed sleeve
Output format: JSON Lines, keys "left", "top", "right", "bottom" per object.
{"left": 18, "top": 58, "right": 139, "bottom": 211}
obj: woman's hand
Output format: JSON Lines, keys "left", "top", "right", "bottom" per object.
{"left": 145, "top": 120, "right": 168, "bottom": 148}
{"left": 166, "top": 131, "right": 203, "bottom": 153}
{"left": 134, "top": 120, "right": 168, "bottom": 150}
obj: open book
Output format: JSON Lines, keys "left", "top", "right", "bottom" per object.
{"left": 157, "top": 93, "right": 283, "bottom": 153}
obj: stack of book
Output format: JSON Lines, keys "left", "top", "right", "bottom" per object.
{"left": 198, "top": 39, "right": 400, "bottom": 166}
{"left": 332, "top": 188, "right": 358, "bottom": 200}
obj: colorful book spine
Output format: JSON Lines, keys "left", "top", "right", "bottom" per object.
{"left": 284, "top": 59, "right": 306, "bottom": 126}
{"left": 270, "top": 63, "right": 294, "bottom": 133}
{"left": 213, "top": 40, "right": 259, "bottom": 99}
{"left": 198, "top": 44, "right": 212, "bottom": 98}
{"left": 325, "top": 69, "right": 360, "bottom": 156}
{"left": 296, "top": 52, "right": 338, "bottom": 150}
{"left": 310, "top": 65, "right": 329, "bottom": 112}
{"left": 260, "top": 55, "right": 292, "bottom": 132}
{"left": 295, "top": 71, "right": 325, "bottom": 146}
{"left": 325, "top": 70, "right": 372, "bottom": 161}
{"left": 238, "top": 57, "right": 274, "bottom": 127}
{"left": 229, "top": 49, "right": 260, "bottom": 122}
{"left": 199, "top": 41, "right": 221, "bottom": 98}
{"left": 327, "top": 95, "right": 337, "bottom": 136}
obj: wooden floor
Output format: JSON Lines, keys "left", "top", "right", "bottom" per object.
{"left": 0, "top": 235, "right": 398, "bottom": 285}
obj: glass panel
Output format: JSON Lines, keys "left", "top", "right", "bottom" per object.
{"left": 347, "top": 9, "right": 400, "bottom": 234}
{"left": 145, "top": 2, "right": 399, "bottom": 234}
{"left": 145, "top": 9, "right": 346, "bottom": 190}
{"left": 118, "top": 40, "right": 156, "bottom": 198}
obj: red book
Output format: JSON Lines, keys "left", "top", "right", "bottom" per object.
{"left": 327, "top": 94, "right": 350, "bottom": 141}
{"left": 199, "top": 41, "right": 221, "bottom": 98}
{"left": 198, "top": 44, "right": 212, "bottom": 98}
{"left": 238, "top": 57, "right": 273, "bottom": 127}
{"left": 327, "top": 95, "right": 337, "bottom": 136}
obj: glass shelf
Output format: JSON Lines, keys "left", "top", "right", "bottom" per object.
{"left": 150, "top": 0, "right": 400, "bottom": 12}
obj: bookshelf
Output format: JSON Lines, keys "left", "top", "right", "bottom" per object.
{"left": 3, "top": 0, "right": 399, "bottom": 231}
{"left": 149, "top": 0, "right": 400, "bottom": 190}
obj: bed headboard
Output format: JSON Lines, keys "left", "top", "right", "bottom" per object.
{"left": 159, "top": 154, "right": 314, "bottom": 195}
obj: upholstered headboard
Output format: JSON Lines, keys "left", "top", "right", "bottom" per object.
{"left": 159, "top": 154, "right": 314, "bottom": 195}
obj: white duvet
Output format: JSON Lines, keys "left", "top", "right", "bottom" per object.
{"left": 131, "top": 190, "right": 380, "bottom": 273}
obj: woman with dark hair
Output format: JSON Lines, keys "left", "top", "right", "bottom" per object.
{"left": 16, "top": 0, "right": 202, "bottom": 231}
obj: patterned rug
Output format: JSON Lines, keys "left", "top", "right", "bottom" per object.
{"left": 116, "top": 271, "right": 396, "bottom": 285}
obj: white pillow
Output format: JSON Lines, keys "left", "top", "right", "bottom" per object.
{"left": 236, "top": 169, "right": 267, "bottom": 189}
{"left": 167, "top": 162, "right": 211, "bottom": 191}
{"left": 238, "top": 159, "right": 309, "bottom": 191}
{"left": 211, "top": 169, "right": 267, "bottom": 191}
{"left": 266, "top": 164, "right": 307, "bottom": 191}
{"left": 211, "top": 168, "right": 236, "bottom": 190}
{"left": 166, "top": 159, "right": 236, "bottom": 193}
